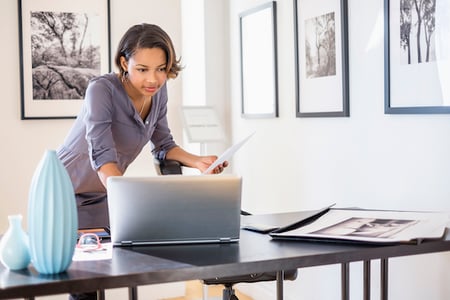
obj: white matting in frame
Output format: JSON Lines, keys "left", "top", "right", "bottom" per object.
{"left": 239, "top": 2, "right": 279, "bottom": 118}
{"left": 19, "top": 0, "right": 111, "bottom": 119}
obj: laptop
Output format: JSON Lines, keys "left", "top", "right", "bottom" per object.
{"left": 107, "top": 175, "right": 242, "bottom": 246}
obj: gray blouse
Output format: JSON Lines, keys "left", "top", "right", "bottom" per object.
{"left": 57, "top": 73, "right": 177, "bottom": 195}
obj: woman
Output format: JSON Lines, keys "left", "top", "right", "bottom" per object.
{"left": 58, "top": 23, "right": 227, "bottom": 231}
{"left": 59, "top": 22, "right": 227, "bottom": 300}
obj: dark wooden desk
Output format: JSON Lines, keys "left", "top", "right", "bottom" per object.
{"left": 1, "top": 214, "right": 449, "bottom": 300}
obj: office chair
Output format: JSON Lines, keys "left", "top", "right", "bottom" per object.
{"left": 155, "top": 159, "right": 298, "bottom": 300}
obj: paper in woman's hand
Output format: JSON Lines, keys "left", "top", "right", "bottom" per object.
{"left": 203, "top": 132, "right": 255, "bottom": 174}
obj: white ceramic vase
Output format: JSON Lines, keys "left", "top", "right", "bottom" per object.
{"left": 0, "top": 214, "right": 31, "bottom": 270}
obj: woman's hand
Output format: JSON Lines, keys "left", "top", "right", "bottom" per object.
{"left": 196, "top": 156, "right": 229, "bottom": 174}
{"left": 165, "top": 146, "right": 229, "bottom": 174}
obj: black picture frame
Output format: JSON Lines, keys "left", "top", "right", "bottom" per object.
{"left": 384, "top": 0, "right": 450, "bottom": 114}
{"left": 294, "top": 0, "right": 349, "bottom": 117}
{"left": 239, "top": 2, "right": 279, "bottom": 118}
{"left": 18, "top": 0, "right": 111, "bottom": 120}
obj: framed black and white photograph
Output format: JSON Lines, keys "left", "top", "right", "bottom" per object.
{"left": 385, "top": 0, "right": 450, "bottom": 114}
{"left": 18, "top": 0, "right": 111, "bottom": 119}
{"left": 294, "top": 0, "right": 349, "bottom": 117}
{"left": 239, "top": 2, "right": 279, "bottom": 118}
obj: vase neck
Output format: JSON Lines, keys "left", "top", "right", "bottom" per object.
{"left": 8, "top": 215, "right": 23, "bottom": 228}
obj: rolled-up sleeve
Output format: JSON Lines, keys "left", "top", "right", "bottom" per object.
{"left": 84, "top": 79, "right": 117, "bottom": 170}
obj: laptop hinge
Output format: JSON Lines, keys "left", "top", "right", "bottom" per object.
{"left": 120, "top": 241, "right": 133, "bottom": 246}
{"left": 219, "top": 238, "right": 232, "bottom": 243}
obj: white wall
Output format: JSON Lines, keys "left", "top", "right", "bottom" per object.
{"left": 228, "top": 0, "right": 450, "bottom": 299}
{"left": 1, "top": 0, "right": 72, "bottom": 231}
{"left": 0, "top": 0, "right": 184, "bottom": 232}
{"left": 0, "top": 0, "right": 185, "bottom": 299}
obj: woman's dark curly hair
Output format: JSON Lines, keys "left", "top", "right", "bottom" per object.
{"left": 114, "top": 23, "right": 182, "bottom": 79}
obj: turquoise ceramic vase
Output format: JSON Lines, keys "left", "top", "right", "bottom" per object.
{"left": 0, "top": 214, "right": 31, "bottom": 270}
{"left": 28, "top": 150, "right": 78, "bottom": 274}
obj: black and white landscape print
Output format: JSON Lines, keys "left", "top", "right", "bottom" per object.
{"left": 400, "top": 0, "right": 436, "bottom": 65}
{"left": 304, "top": 11, "right": 336, "bottom": 79}
{"left": 30, "top": 11, "right": 101, "bottom": 100}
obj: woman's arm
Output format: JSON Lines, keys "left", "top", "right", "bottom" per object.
{"left": 97, "top": 162, "right": 123, "bottom": 187}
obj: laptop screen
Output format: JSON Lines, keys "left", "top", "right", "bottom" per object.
{"left": 107, "top": 175, "right": 242, "bottom": 246}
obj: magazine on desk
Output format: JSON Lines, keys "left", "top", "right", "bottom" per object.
{"left": 269, "top": 208, "right": 449, "bottom": 245}
{"left": 241, "top": 204, "right": 334, "bottom": 234}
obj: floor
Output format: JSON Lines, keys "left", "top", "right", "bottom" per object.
{"left": 164, "top": 280, "right": 253, "bottom": 300}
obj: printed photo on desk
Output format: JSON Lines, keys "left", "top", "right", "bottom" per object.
{"left": 270, "top": 208, "right": 449, "bottom": 245}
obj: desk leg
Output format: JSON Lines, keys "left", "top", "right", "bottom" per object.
{"left": 380, "top": 258, "right": 388, "bottom": 300}
{"left": 97, "top": 290, "right": 105, "bottom": 300}
{"left": 364, "top": 260, "right": 371, "bottom": 300}
{"left": 341, "top": 263, "right": 349, "bottom": 300}
{"left": 129, "top": 286, "right": 138, "bottom": 300}
{"left": 276, "top": 270, "right": 284, "bottom": 300}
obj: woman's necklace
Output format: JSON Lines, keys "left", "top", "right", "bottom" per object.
{"left": 139, "top": 97, "right": 147, "bottom": 116}
{"left": 123, "top": 77, "right": 148, "bottom": 117}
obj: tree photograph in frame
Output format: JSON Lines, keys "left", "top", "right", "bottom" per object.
{"left": 239, "top": 2, "right": 279, "bottom": 118}
{"left": 294, "top": 0, "right": 349, "bottom": 117}
{"left": 385, "top": 0, "right": 450, "bottom": 114}
{"left": 18, "top": 0, "right": 111, "bottom": 119}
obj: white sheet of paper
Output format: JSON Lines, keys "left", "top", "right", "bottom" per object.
{"left": 203, "top": 132, "right": 255, "bottom": 174}
{"left": 72, "top": 242, "right": 113, "bottom": 261}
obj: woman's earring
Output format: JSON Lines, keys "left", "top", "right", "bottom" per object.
{"left": 121, "top": 71, "right": 128, "bottom": 83}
